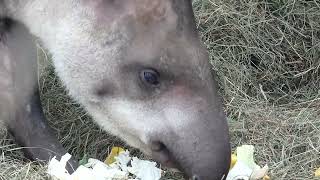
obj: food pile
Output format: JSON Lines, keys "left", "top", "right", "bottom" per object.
{"left": 47, "top": 145, "right": 270, "bottom": 180}
{"left": 47, "top": 147, "right": 162, "bottom": 180}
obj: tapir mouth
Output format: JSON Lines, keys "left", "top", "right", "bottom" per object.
{"left": 150, "top": 141, "right": 180, "bottom": 168}
{"left": 149, "top": 130, "right": 231, "bottom": 180}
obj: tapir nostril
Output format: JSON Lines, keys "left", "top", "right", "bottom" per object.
{"left": 150, "top": 141, "right": 177, "bottom": 168}
{"left": 151, "top": 141, "right": 166, "bottom": 152}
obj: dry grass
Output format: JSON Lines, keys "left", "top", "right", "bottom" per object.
{"left": 194, "top": 0, "right": 320, "bottom": 179}
{"left": 1, "top": 0, "right": 320, "bottom": 179}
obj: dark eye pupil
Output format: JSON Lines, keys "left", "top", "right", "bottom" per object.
{"left": 144, "top": 71, "right": 159, "bottom": 85}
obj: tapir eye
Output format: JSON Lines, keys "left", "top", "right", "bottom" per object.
{"left": 140, "top": 69, "right": 160, "bottom": 87}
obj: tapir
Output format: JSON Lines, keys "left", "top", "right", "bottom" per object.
{"left": 0, "top": 0, "right": 231, "bottom": 179}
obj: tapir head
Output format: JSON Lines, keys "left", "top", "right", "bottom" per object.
{"left": 17, "top": 0, "right": 231, "bottom": 178}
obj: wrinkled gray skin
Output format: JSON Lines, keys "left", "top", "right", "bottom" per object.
{"left": 0, "top": 0, "right": 231, "bottom": 179}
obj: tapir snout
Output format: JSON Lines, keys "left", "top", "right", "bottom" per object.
{"left": 143, "top": 82, "right": 231, "bottom": 179}
{"left": 150, "top": 117, "right": 231, "bottom": 179}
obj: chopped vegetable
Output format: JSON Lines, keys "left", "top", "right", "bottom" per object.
{"left": 230, "top": 154, "right": 237, "bottom": 169}
{"left": 105, "top": 147, "right": 125, "bottom": 165}
{"left": 47, "top": 147, "right": 162, "bottom": 180}
{"left": 263, "top": 175, "right": 270, "bottom": 180}
{"left": 227, "top": 145, "right": 269, "bottom": 180}
{"left": 315, "top": 167, "right": 320, "bottom": 177}
{"left": 79, "top": 154, "right": 88, "bottom": 166}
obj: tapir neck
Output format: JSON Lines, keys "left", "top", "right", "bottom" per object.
{"left": 3, "top": 0, "right": 92, "bottom": 54}
{"left": 4, "top": 1, "right": 66, "bottom": 43}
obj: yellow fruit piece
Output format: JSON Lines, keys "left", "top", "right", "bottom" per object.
{"left": 315, "top": 167, "right": 320, "bottom": 177}
{"left": 230, "top": 154, "right": 237, "bottom": 169}
{"left": 104, "top": 147, "right": 125, "bottom": 165}
{"left": 263, "top": 175, "right": 270, "bottom": 180}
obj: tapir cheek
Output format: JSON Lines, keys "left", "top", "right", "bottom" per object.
{"left": 163, "top": 85, "right": 192, "bottom": 101}
{"left": 171, "top": 85, "right": 189, "bottom": 96}
{"left": 155, "top": 87, "right": 207, "bottom": 134}
{"left": 164, "top": 85, "right": 206, "bottom": 107}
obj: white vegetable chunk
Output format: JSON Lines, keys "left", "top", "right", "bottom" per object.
{"left": 47, "top": 151, "right": 162, "bottom": 180}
